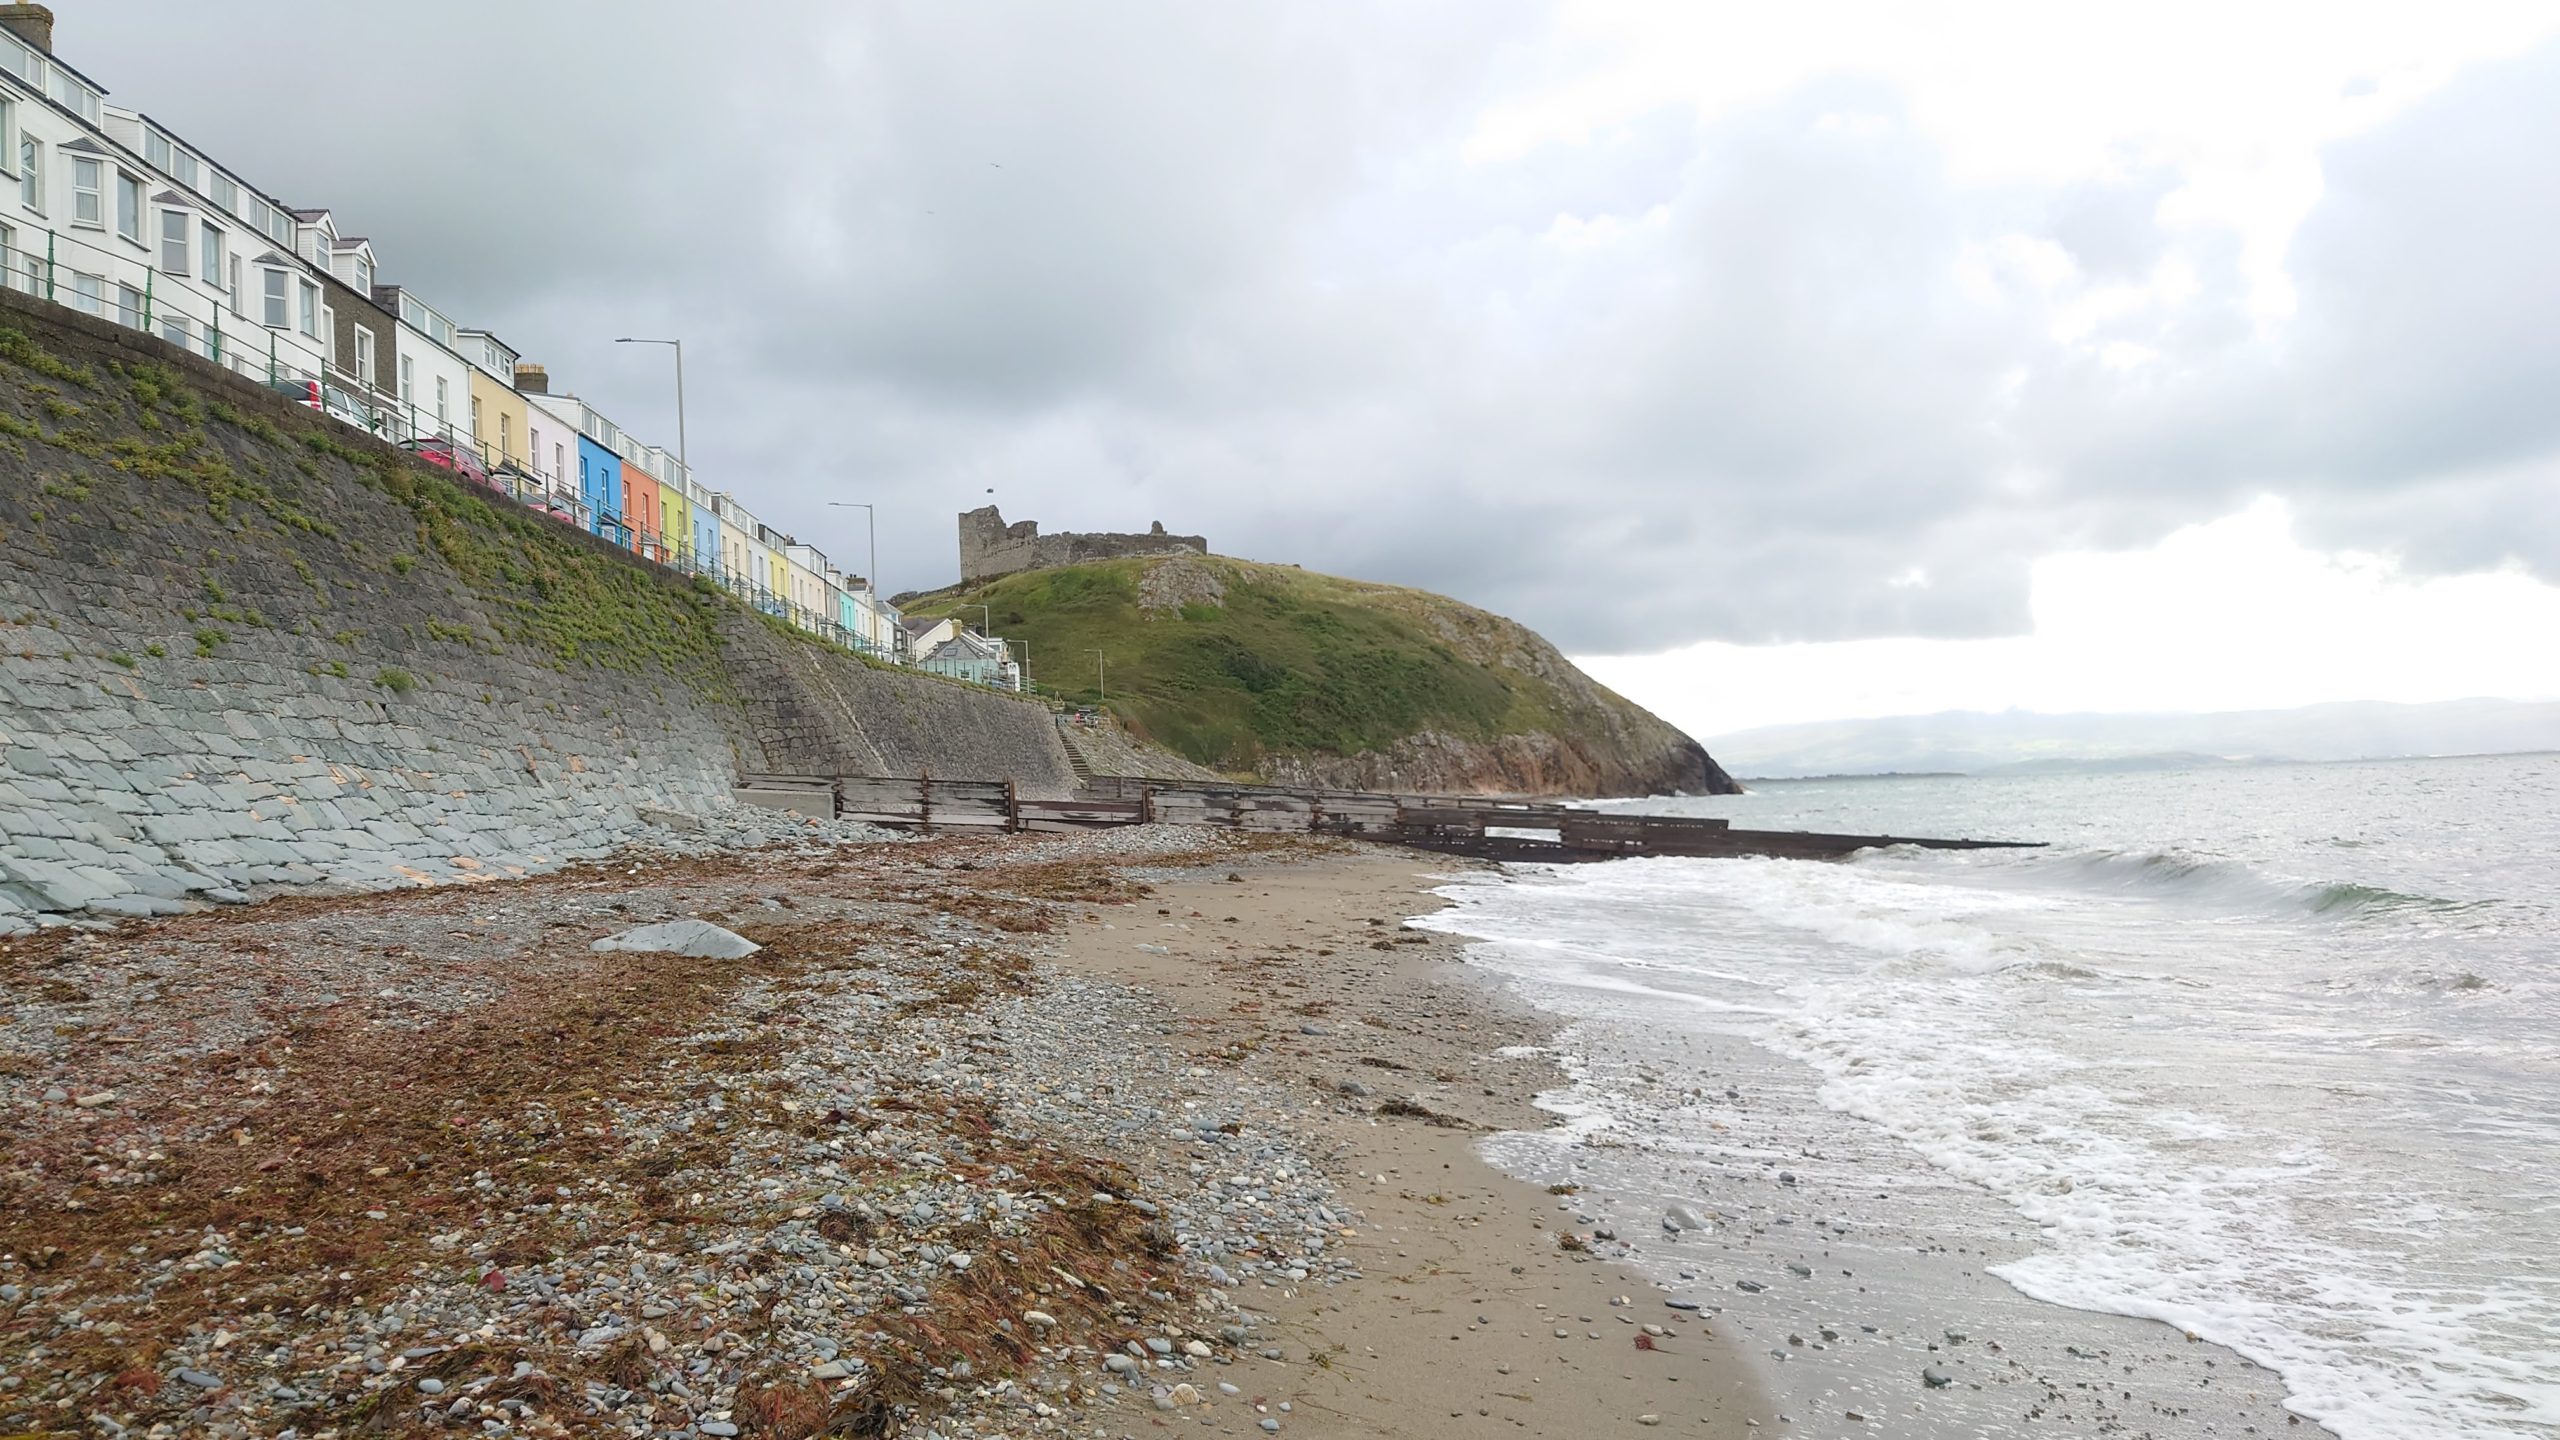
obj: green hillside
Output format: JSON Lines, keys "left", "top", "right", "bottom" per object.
{"left": 904, "top": 555, "right": 1724, "bottom": 793}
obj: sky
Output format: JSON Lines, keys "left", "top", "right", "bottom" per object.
{"left": 83, "top": 1, "right": 2560, "bottom": 738}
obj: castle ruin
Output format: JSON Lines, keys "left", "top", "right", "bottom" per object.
{"left": 957, "top": 506, "right": 1207, "bottom": 583}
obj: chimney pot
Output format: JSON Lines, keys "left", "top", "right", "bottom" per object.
{"left": 0, "top": 4, "right": 53, "bottom": 53}
{"left": 513, "top": 362, "right": 549, "bottom": 394}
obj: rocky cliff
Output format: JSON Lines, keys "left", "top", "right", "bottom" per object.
{"left": 909, "top": 555, "right": 1737, "bottom": 797}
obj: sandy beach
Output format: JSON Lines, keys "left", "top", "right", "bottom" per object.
{"left": 0, "top": 822, "right": 1771, "bottom": 1439}
{"left": 0, "top": 822, "right": 2332, "bottom": 1437}
{"left": 1055, "top": 846, "right": 1774, "bottom": 1437}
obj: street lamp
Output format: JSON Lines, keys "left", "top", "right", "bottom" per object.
{"left": 825, "top": 501, "right": 879, "bottom": 604}
{"left": 613, "top": 337, "right": 686, "bottom": 477}
{"left": 1088, "top": 649, "right": 1107, "bottom": 702}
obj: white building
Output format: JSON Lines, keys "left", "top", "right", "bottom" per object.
{"left": 514, "top": 364, "right": 580, "bottom": 507}
{"left": 2, "top": 11, "right": 330, "bottom": 386}
{"left": 782, "top": 541, "right": 842, "bottom": 632}
{"left": 370, "top": 281, "right": 474, "bottom": 447}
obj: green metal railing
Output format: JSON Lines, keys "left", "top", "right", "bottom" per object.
{"left": 0, "top": 221, "right": 308, "bottom": 388}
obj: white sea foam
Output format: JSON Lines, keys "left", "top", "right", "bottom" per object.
{"left": 1424, "top": 757, "right": 2560, "bottom": 1439}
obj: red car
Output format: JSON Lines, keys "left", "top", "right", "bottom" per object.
{"left": 400, "top": 436, "right": 493, "bottom": 490}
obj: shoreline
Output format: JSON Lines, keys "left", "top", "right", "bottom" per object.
{"left": 1405, "top": 855, "right": 2339, "bottom": 1440}
{"left": 1054, "top": 843, "right": 1776, "bottom": 1436}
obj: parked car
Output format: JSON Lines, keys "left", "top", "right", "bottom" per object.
{"left": 264, "top": 375, "right": 371, "bottom": 431}
{"left": 400, "top": 435, "right": 492, "bottom": 489}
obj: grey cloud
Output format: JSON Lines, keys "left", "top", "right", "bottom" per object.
{"left": 76, "top": 5, "right": 2560, "bottom": 652}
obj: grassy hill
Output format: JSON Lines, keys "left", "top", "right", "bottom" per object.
{"left": 905, "top": 555, "right": 1734, "bottom": 796}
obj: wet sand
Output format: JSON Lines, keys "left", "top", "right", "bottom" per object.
{"left": 1060, "top": 846, "right": 1774, "bottom": 1436}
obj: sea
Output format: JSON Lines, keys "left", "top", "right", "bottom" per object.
{"left": 1410, "top": 752, "right": 2560, "bottom": 1440}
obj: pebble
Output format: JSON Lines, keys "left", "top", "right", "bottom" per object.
{"left": 1261, "top": 1421, "right": 1282, "bottom": 1433}
{"left": 174, "top": 1370, "right": 222, "bottom": 1389}
{"left": 1923, "top": 1365, "right": 1954, "bottom": 1388}
{"left": 416, "top": 1378, "right": 444, "bottom": 1395}
{"left": 702, "top": 1424, "right": 740, "bottom": 1437}
{"left": 1023, "top": 1310, "right": 1057, "bottom": 1328}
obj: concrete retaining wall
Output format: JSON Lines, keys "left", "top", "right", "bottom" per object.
{"left": 0, "top": 287, "right": 1074, "bottom": 931}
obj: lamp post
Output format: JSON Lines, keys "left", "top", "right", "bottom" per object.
{"left": 826, "top": 501, "right": 879, "bottom": 604}
{"left": 613, "top": 337, "right": 686, "bottom": 477}
{"left": 1088, "top": 649, "right": 1107, "bottom": 702}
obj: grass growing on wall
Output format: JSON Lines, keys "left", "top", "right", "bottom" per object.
{"left": 0, "top": 328, "right": 801, "bottom": 706}
{"left": 906, "top": 556, "right": 1576, "bottom": 770}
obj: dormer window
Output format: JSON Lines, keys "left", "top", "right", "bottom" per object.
{"left": 354, "top": 255, "right": 371, "bottom": 290}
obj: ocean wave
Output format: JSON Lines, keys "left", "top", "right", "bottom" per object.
{"left": 2032, "top": 847, "right": 2481, "bottom": 920}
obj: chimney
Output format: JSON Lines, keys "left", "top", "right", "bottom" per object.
{"left": 513, "top": 362, "right": 548, "bottom": 394}
{"left": 0, "top": 4, "right": 53, "bottom": 52}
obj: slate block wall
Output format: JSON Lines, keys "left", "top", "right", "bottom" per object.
{"left": 0, "top": 289, "right": 1074, "bottom": 931}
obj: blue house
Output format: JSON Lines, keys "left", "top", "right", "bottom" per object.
{"left": 576, "top": 434, "right": 624, "bottom": 545}
{"left": 692, "top": 495, "right": 724, "bottom": 581}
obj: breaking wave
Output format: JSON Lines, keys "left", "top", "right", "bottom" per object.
{"left": 2029, "top": 847, "right": 2481, "bottom": 920}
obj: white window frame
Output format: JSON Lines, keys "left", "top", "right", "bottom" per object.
{"left": 16, "top": 133, "right": 35, "bottom": 213}
{"left": 436, "top": 375, "right": 449, "bottom": 425}
{"left": 0, "top": 97, "right": 13, "bottom": 180}
{"left": 354, "top": 327, "right": 374, "bottom": 382}
{"left": 69, "top": 154, "right": 100, "bottom": 227}
{"left": 260, "top": 266, "right": 288, "bottom": 327}
{"left": 399, "top": 354, "right": 414, "bottom": 403}
{"left": 158, "top": 207, "right": 189, "bottom": 275}
{"left": 115, "top": 281, "right": 143, "bottom": 328}
{"left": 199, "top": 220, "right": 222, "bottom": 291}
{"left": 298, "top": 278, "right": 319, "bottom": 338}
{"left": 113, "top": 169, "right": 142, "bottom": 244}
{"left": 354, "top": 255, "right": 370, "bottom": 291}
{"left": 229, "top": 254, "right": 244, "bottom": 317}
{"left": 161, "top": 312, "right": 192, "bottom": 351}
{"left": 69, "top": 271, "right": 100, "bottom": 313}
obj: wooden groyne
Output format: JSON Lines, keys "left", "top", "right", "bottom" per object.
{"left": 735, "top": 773, "right": 2040, "bottom": 862}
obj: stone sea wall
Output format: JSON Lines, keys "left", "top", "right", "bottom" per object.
{"left": 0, "top": 289, "right": 1073, "bottom": 931}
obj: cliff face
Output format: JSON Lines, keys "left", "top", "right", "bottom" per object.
{"left": 911, "top": 555, "right": 1739, "bottom": 798}
{"left": 0, "top": 291, "right": 1075, "bottom": 924}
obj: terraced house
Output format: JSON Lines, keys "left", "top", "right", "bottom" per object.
{"left": 0, "top": 2, "right": 1027, "bottom": 694}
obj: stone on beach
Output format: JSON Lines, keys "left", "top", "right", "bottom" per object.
{"left": 589, "top": 918, "right": 761, "bottom": 958}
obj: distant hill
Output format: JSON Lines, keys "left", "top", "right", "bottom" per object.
{"left": 1711, "top": 699, "right": 2560, "bottom": 778}
{"left": 905, "top": 556, "right": 1735, "bottom": 796}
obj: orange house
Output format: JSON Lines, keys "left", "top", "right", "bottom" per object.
{"left": 622, "top": 460, "right": 664, "bottom": 561}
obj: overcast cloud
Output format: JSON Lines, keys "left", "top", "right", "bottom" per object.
{"left": 81, "top": 1, "right": 2560, "bottom": 653}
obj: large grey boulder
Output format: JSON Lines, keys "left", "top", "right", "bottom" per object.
{"left": 591, "top": 919, "right": 761, "bottom": 959}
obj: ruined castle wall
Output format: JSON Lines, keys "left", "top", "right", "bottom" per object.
{"left": 957, "top": 506, "right": 1206, "bottom": 582}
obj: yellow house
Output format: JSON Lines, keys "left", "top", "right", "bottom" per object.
{"left": 457, "top": 329, "right": 534, "bottom": 481}
{"left": 642, "top": 447, "right": 694, "bottom": 566}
